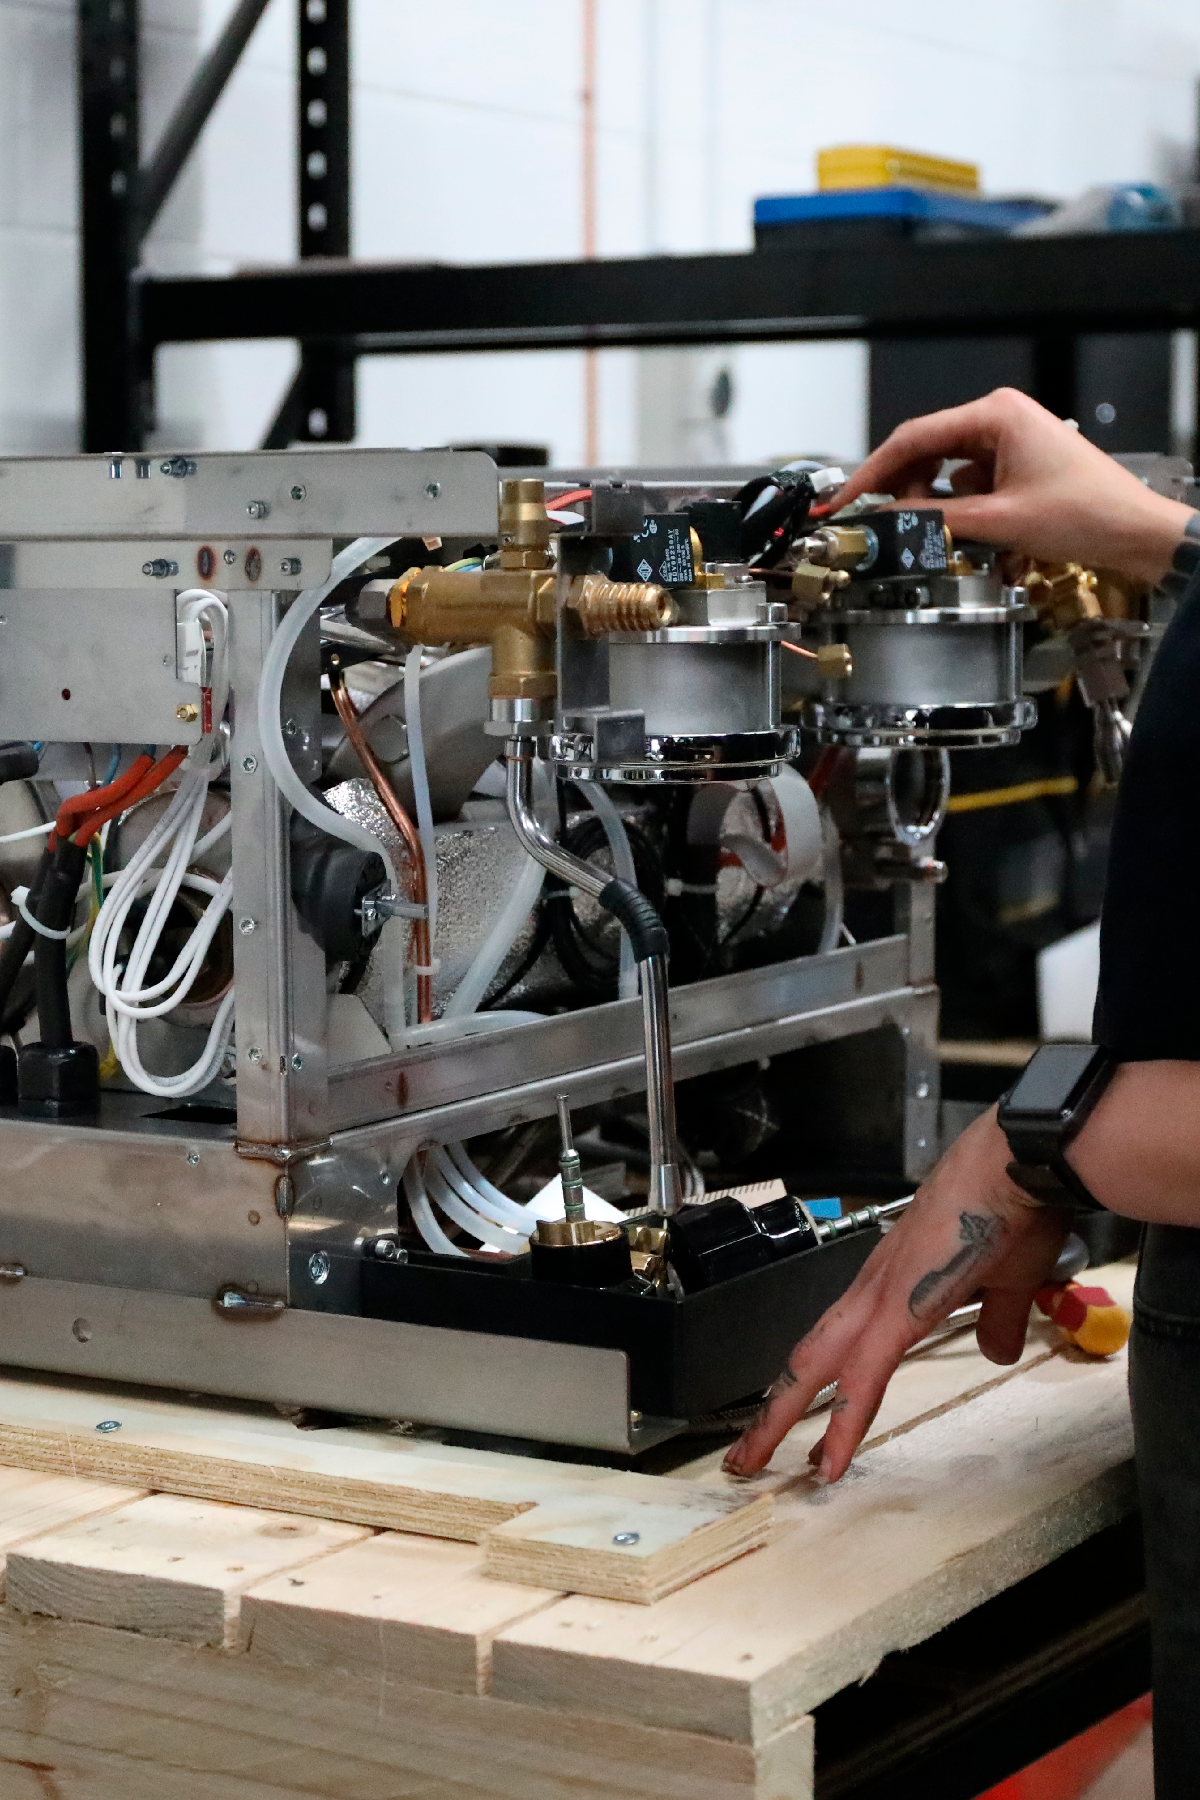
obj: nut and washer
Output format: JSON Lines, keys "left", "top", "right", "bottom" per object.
{"left": 246, "top": 500, "right": 270, "bottom": 520}
{"left": 175, "top": 703, "right": 199, "bottom": 723}
{"left": 238, "top": 916, "right": 257, "bottom": 935}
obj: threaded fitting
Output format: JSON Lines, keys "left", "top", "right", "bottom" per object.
{"left": 568, "top": 573, "right": 676, "bottom": 635}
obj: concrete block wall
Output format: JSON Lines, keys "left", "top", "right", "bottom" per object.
{"left": 3, "top": 0, "right": 1200, "bottom": 463}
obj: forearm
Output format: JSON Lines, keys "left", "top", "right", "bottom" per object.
{"left": 1066, "top": 1061, "right": 1200, "bottom": 1223}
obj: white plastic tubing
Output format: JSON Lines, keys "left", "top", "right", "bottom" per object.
{"left": 88, "top": 591, "right": 234, "bottom": 1097}
{"left": 257, "top": 538, "right": 400, "bottom": 896}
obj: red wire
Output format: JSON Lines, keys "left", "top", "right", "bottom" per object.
{"left": 545, "top": 488, "right": 592, "bottom": 511}
{"left": 54, "top": 754, "right": 154, "bottom": 843}
{"left": 73, "top": 747, "right": 188, "bottom": 846}
{"left": 806, "top": 747, "right": 841, "bottom": 800}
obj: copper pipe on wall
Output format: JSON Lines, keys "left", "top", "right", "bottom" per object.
{"left": 330, "top": 675, "right": 433, "bottom": 1024}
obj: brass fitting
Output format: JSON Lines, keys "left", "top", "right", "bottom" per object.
{"left": 566, "top": 573, "right": 675, "bottom": 635}
{"left": 816, "top": 642, "right": 854, "bottom": 680}
{"left": 1019, "top": 560, "right": 1102, "bottom": 632}
{"left": 790, "top": 562, "right": 851, "bottom": 609}
{"left": 387, "top": 478, "right": 675, "bottom": 703}
{"left": 799, "top": 526, "right": 873, "bottom": 571}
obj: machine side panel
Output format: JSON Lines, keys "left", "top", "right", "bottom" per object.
{"left": 0, "top": 1278, "right": 634, "bottom": 1450}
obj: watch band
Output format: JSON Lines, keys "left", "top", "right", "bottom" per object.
{"left": 997, "top": 1043, "right": 1115, "bottom": 1214}
{"left": 1160, "top": 509, "right": 1200, "bottom": 598}
{"left": 1004, "top": 1154, "right": 1105, "bottom": 1213}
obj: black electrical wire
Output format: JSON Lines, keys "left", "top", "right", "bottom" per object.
{"left": 546, "top": 810, "right": 666, "bottom": 998}
{"left": 33, "top": 840, "right": 88, "bottom": 1049}
{"left": 0, "top": 843, "right": 51, "bottom": 1031}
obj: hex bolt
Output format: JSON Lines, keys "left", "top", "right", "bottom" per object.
{"left": 612, "top": 1532, "right": 640, "bottom": 1546}
{"left": 185, "top": 1150, "right": 200, "bottom": 1167}
{"left": 95, "top": 1420, "right": 122, "bottom": 1433}
{"left": 280, "top": 557, "right": 302, "bottom": 576}
{"left": 247, "top": 1046, "right": 262, "bottom": 1064}
{"left": 241, "top": 754, "right": 258, "bottom": 774}
{"left": 246, "top": 500, "right": 270, "bottom": 520}
{"left": 290, "top": 484, "right": 306, "bottom": 502}
{"left": 290, "top": 1052, "right": 303, "bottom": 1071}
{"left": 238, "top": 916, "right": 257, "bottom": 935}
{"left": 424, "top": 481, "right": 441, "bottom": 499}
{"left": 175, "top": 703, "right": 199, "bottom": 723}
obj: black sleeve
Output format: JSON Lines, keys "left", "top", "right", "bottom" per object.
{"left": 1096, "top": 557, "right": 1200, "bottom": 1059}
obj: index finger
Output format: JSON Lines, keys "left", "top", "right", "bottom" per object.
{"left": 833, "top": 393, "right": 1009, "bottom": 510}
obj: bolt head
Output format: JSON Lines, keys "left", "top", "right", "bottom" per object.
{"left": 238, "top": 916, "right": 257, "bottom": 935}
{"left": 290, "top": 1052, "right": 303, "bottom": 1071}
{"left": 307, "top": 1250, "right": 330, "bottom": 1285}
{"left": 246, "top": 500, "right": 270, "bottom": 520}
{"left": 175, "top": 702, "right": 199, "bottom": 723}
{"left": 424, "top": 481, "right": 441, "bottom": 499}
{"left": 185, "top": 1150, "right": 200, "bottom": 1166}
{"left": 612, "top": 1531, "right": 640, "bottom": 1546}
{"left": 290, "top": 484, "right": 306, "bottom": 502}
{"left": 247, "top": 1046, "right": 262, "bottom": 1065}
{"left": 95, "top": 1419, "right": 122, "bottom": 1433}
{"left": 223, "top": 548, "right": 237, "bottom": 565}
{"left": 241, "top": 755, "right": 258, "bottom": 774}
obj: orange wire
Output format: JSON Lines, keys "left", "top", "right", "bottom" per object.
{"left": 54, "top": 753, "right": 154, "bottom": 842}
{"left": 330, "top": 677, "right": 434, "bottom": 1024}
{"left": 73, "top": 747, "right": 188, "bottom": 846}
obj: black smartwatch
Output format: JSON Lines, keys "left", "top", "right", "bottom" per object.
{"left": 1160, "top": 509, "right": 1200, "bottom": 598}
{"left": 996, "top": 1042, "right": 1116, "bottom": 1212}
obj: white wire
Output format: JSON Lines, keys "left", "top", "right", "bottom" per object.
{"left": 423, "top": 1160, "right": 522, "bottom": 1251}
{"left": 428, "top": 1144, "right": 534, "bottom": 1238}
{"left": 444, "top": 1142, "right": 537, "bottom": 1231}
{"left": 0, "top": 821, "right": 54, "bottom": 846}
{"left": 403, "top": 1155, "right": 465, "bottom": 1257}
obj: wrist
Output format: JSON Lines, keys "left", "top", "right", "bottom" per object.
{"left": 1120, "top": 495, "right": 1196, "bottom": 585}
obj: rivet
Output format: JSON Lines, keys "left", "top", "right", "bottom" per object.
{"left": 223, "top": 548, "right": 237, "bottom": 565}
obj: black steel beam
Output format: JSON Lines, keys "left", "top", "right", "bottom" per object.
{"left": 136, "top": 0, "right": 273, "bottom": 239}
{"left": 78, "top": 0, "right": 142, "bottom": 450}
{"left": 142, "top": 229, "right": 1200, "bottom": 358}
{"left": 290, "top": 0, "right": 354, "bottom": 443}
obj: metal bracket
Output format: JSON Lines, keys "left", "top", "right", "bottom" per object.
{"left": 235, "top": 1136, "right": 332, "bottom": 1168}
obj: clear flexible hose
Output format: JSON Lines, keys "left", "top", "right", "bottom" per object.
{"left": 577, "top": 781, "right": 638, "bottom": 1000}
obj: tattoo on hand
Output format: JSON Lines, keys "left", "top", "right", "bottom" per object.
{"left": 908, "top": 1210, "right": 1001, "bottom": 1319}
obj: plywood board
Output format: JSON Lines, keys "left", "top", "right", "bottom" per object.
{"left": 0, "top": 1466, "right": 147, "bottom": 1597}
{"left": 6, "top": 1493, "right": 370, "bottom": 1648}
{"left": 493, "top": 1341, "right": 1135, "bottom": 1742}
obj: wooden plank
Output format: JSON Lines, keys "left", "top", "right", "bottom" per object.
{"left": 492, "top": 1340, "right": 1135, "bottom": 1743}
{"left": 0, "top": 1467, "right": 146, "bottom": 1598}
{"left": 5, "top": 1493, "right": 370, "bottom": 1648}
{"left": 0, "top": 1608, "right": 814, "bottom": 1800}
{"left": 0, "top": 1375, "right": 768, "bottom": 1601}
{"left": 483, "top": 1487, "right": 773, "bottom": 1605}
{"left": 239, "top": 1529, "right": 561, "bottom": 1694}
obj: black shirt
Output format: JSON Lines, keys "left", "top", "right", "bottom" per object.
{"left": 1096, "top": 560, "right": 1200, "bottom": 1058}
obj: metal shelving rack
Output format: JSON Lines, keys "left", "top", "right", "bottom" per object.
{"left": 77, "top": 1, "right": 1200, "bottom": 455}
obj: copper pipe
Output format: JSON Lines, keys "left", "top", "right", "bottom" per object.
{"left": 330, "top": 676, "right": 433, "bottom": 1024}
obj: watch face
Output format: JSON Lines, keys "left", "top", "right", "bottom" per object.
{"left": 1005, "top": 1043, "right": 1104, "bottom": 1117}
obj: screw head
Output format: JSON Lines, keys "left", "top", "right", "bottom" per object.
{"left": 916, "top": 1079, "right": 930, "bottom": 1100}
{"left": 241, "top": 754, "right": 258, "bottom": 774}
{"left": 175, "top": 703, "right": 199, "bottom": 723}
{"left": 307, "top": 1250, "right": 330, "bottom": 1285}
{"left": 290, "top": 1052, "right": 303, "bottom": 1071}
{"left": 283, "top": 718, "right": 297, "bottom": 738}
{"left": 185, "top": 1150, "right": 200, "bottom": 1166}
{"left": 247, "top": 1046, "right": 262, "bottom": 1065}
{"left": 290, "top": 484, "right": 306, "bottom": 502}
{"left": 238, "top": 916, "right": 257, "bottom": 935}
{"left": 280, "top": 557, "right": 302, "bottom": 576}
{"left": 223, "top": 548, "right": 237, "bottom": 565}
{"left": 246, "top": 500, "right": 270, "bottom": 520}
{"left": 424, "top": 481, "right": 441, "bottom": 499}
{"left": 612, "top": 1531, "right": 640, "bottom": 1546}
{"left": 95, "top": 1419, "right": 122, "bottom": 1433}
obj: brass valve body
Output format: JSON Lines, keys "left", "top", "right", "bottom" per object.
{"left": 799, "top": 525, "right": 874, "bottom": 571}
{"left": 790, "top": 562, "right": 851, "bottom": 610}
{"left": 1017, "top": 559, "right": 1102, "bottom": 632}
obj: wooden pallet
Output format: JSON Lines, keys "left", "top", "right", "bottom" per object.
{"left": 0, "top": 1263, "right": 1136, "bottom": 1799}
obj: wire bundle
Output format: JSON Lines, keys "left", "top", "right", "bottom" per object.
{"left": 403, "top": 1141, "right": 536, "bottom": 1257}
{"left": 86, "top": 591, "right": 233, "bottom": 1097}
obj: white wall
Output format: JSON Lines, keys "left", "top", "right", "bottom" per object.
{"left": 3, "top": 0, "right": 1200, "bottom": 460}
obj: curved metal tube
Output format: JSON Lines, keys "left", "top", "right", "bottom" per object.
{"left": 505, "top": 741, "right": 682, "bottom": 1216}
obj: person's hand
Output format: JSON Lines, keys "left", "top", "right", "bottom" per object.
{"left": 832, "top": 387, "right": 1193, "bottom": 585}
{"left": 722, "top": 1108, "right": 1069, "bottom": 1482}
